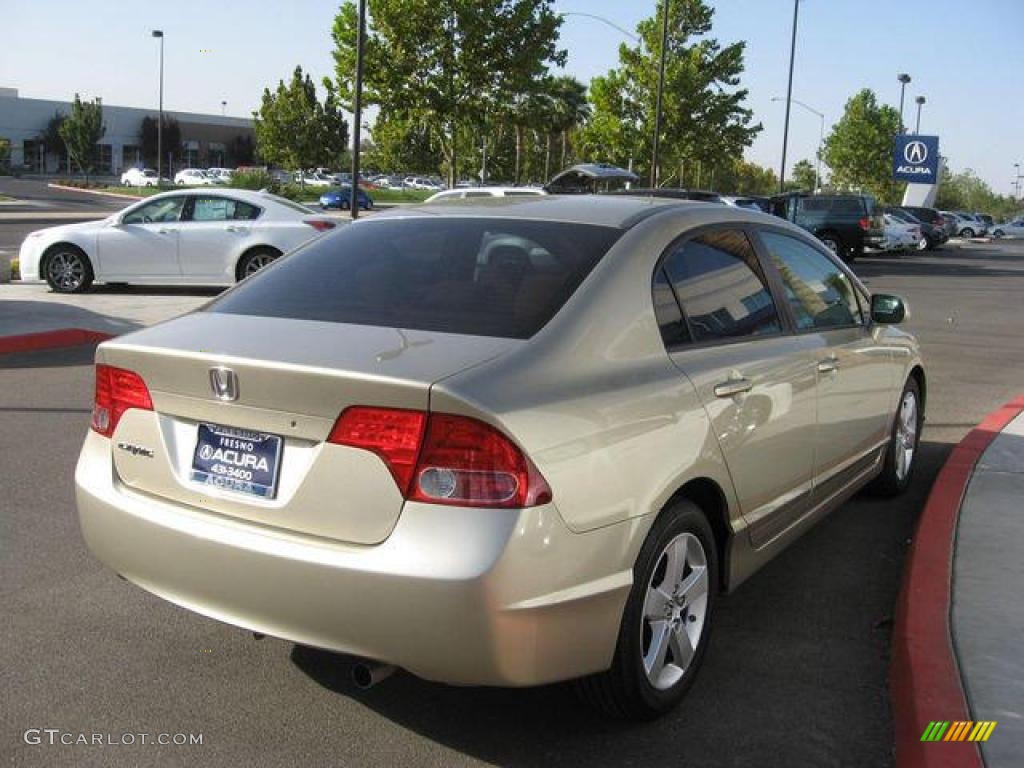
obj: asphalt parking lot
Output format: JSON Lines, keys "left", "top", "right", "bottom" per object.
{"left": 2, "top": 208, "right": 1023, "bottom": 765}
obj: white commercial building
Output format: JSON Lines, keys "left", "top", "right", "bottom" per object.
{"left": 0, "top": 86, "right": 254, "bottom": 175}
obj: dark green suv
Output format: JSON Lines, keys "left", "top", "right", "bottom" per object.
{"left": 770, "top": 193, "right": 885, "bottom": 262}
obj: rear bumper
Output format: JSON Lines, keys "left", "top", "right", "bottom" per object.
{"left": 75, "top": 431, "right": 633, "bottom": 686}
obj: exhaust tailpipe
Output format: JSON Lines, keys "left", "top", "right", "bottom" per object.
{"left": 352, "top": 661, "right": 397, "bottom": 690}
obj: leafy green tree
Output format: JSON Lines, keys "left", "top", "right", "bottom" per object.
{"left": 332, "top": 0, "right": 565, "bottom": 186}
{"left": 547, "top": 75, "right": 590, "bottom": 173}
{"left": 821, "top": 89, "right": 901, "bottom": 203}
{"left": 58, "top": 94, "right": 105, "bottom": 181}
{"left": 40, "top": 111, "right": 67, "bottom": 171}
{"left": 576, "top": 0, "right": 760, "bottom": 185}
{"left": 936, "top": 167, "right": 1022, "bottom": 219}
{"left": 253, "top": 66, "right": 350, "bottom": 175}
{"left": 140, "top": 116, "right": 182, "bottom": 169}
{"left": 714, "top": 159, "right": 777, "bottom": 196}
{"left": 790, "top": 159, "right": 817, "bottom": 191}
{"left": 0, "top": 138, "right": 10, "bottom": 173}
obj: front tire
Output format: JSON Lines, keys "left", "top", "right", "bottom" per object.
{"left": 960, "top": 228, "right": 975, "bottom": 238}
{"left": 576, "top": 500, "right": 718, "bottom": 720}
{"left": 992, "top": 229, "right": 1004, "bottom": 238}
{"left": 44, "top": 246, "right": 94, "bottom": 293}
{"left": 869, "top": 377, "right": 923, "bottom": 496}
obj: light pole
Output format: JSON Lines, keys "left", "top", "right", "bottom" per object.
{"left": 221, "top": 100, "right": 226, "bottom": 116}
{"left": 897, "top": 73, "right": 911, "bottom": 133}
{"left": 152, "top": 30, "right": 164, "bottom": 184}
{"left": 1015, "top": 163, "right": 1021, "bottom": 199}
{"left": 914, "top": 95, "right": 926, "bottom": 134}
{"left": 771, "top": 96, "right": 824, "bottom": 191}
{"left": 650, "top": 0, "right": 670, "bottom": 187}
{"left": 778, "top": 0, "right": 800, "bottom": 193}
{"left": 349, "top": 0, "right": 366, "bottom": 221}
{"left": 559, "top": 12, "right": 641, "bottom": 45}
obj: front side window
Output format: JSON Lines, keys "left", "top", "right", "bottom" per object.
{"left": 209, "top": 218, "right": 622, "bottom": 340}
{"left": 759, "top": 231, "right": 863, "bottom": 329}
{"left": 122, "top": 197, "right": 185, "bottom": 224}
{"left": 661, "top": 230, "right": 781, "bottom": 343}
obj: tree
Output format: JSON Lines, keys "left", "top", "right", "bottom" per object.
{"left": 547, "top": 75, "right": 590, "bottom": 172}
{"left": 936, "top": 167, "right": 1022, "bottom": 219}
{"left": 332, "top": 0, "right": 565, "bottom": 186}
{"left": 140, "top": 116, "right": 182, "bottom": 169}
{"left": 58, "top": 94, "right": 105, "bottom": 182}
{"left": 40, "top": 111, "right": 67, "bottom": 171}
{"left": 253, "top": 66, "right": 350, "bottom": 175}
{"left": 790, "top": 159, "right": 817, "bottom": 191}
{"left": 576, "top": 0, "right": 760, "bottom": 185}
{"left": 821, "top": 89, "right": 901, "bottom": 203}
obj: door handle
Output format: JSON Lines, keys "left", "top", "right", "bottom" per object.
{"left": 714, "top": 377, "right": 753, "bottom": 398}
{"left": 157, "top": 228, "right": 173, "bottom": 234}
{"left": 817, "top": 355, "right": 840, "bottom": 374}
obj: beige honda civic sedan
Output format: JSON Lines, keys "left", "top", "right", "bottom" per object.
{"left": 76, "top": 196, "right": 924, "bottom": 719}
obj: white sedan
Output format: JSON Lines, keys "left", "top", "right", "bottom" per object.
{"left": 174, "top": 168, "right": 219, "bottom": 186}
{"left": 18, "top": 189, "right": 337, "bottom": 293}
{"left": 882, "top": 214, "right": 923, "bottom": 251}
{"left": 424, "top": 186, "right": 547, "bottom": 202}
{"left": 991, "top": 219, "right": 1024, "bottom": 238}
{"left": 120, "top": 168, "right": 162, "bottom": 187}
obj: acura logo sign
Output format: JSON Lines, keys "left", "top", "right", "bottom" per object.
{"left": 903, "top": 140, "right": 928, "bottom": 165}
{"left": 209, "top": 367, "right": 239, "bottom": 401}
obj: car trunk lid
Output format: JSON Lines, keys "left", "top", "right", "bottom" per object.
{"left": 98, "top": 312, "right": 519, "bottom": 544}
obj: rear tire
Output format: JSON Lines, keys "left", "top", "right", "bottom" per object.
{"left": 869, "top": 377, "right": 922, "bottom": 497}
{"left": 960, "top": 228, "right": 975, "bottom": 238}
{"left": 236, "top": 247, "right": 281, "bottom": 281}
{"left": 43, "top": 245, "right": 94, "bottom": 293}
{"left": 819, "top": 233, "right": 844, "bottom": 260}
{"left": 575, "top": 500, "right": 718, "bottom": 720}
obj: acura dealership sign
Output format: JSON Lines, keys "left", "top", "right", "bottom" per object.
{"left": 893, "top": 135, "right": 940, "bottom": 182}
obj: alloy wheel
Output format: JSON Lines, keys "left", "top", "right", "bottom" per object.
{"left": 641, "top": 532, "right": 709, "bottom": 691}
{"left": 894, "top": 390, "right": 918, "bottom": 482}
{"left": 243, "top": 252, "right": 277, "bottom": 277}
{"left": 47, "top": 251, "right": 85, "bottom": 292}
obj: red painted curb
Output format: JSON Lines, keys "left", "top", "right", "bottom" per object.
{"left": 892, "top": 394, "right": 1024, "bottom": 768}
{"left": 0, "top": 328, "right": 113, "bottom": 355}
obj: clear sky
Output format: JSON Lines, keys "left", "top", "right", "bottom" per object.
{"left": 2, "top": 0, "right": 1021, "bottom": 192}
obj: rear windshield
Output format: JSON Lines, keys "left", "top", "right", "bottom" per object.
{"left": 208, "top": 217, "right": 622, "bottom": 339}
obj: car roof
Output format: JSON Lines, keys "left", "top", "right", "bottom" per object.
{"left": 131, "top": 188, "right": 281, "bottom": 206}
{"left": 365, "top": 193, "right": 748, "bottom": 229}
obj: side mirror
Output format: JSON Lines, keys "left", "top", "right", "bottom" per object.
{"left": 871, "top": 294, "right": 907, "bottom": 325}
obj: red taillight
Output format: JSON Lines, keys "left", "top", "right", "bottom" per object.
{"left": 91, "top": 364, "right": 153, "bottom": 437}
{"left": 328, "top": 408, "right": 552, "bottom": 508}
{"left": 304, "top": 219, "right": 336, "bottom": 232}
{"left": 328, "top": 407, "right": 427, "bottom": 493}
{"left": 858, "top": 217, "right": 871, "bottom": 231}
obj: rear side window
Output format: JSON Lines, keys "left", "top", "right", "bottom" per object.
{"left": 209, "top": 218, "right": 622, "bottom": 339}
{"left": 661, "top": 230, "right": 781, "bottom": 343}
{"left": 190, "top": 196, "right": 262, "bottom": 221}
{"left": 831, "top": 198, "right": 865, "bottom": 214}
{"left": 800, "top": 198, "right": 831, "bottom": 212}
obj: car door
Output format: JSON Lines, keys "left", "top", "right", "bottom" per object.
{"left": 657, "top": 227, "right": 822, "bottom": 547}
{"left": 755, "top": 229, "right": 894, "bottom": 499}
{"left": 177, "top": 195, "right": 261, "bottom": 279}
{"left": 97, "top": 196, "right": 185, "bottom": 278}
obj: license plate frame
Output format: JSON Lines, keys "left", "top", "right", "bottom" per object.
{"left": 189, "top": 423, "right": 283, "bottom": 499}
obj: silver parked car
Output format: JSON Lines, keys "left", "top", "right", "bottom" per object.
{"left": 76, "top": 196, "right": 925, "bottom": 719}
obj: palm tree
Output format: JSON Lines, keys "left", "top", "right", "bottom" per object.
{"left": 548, "top": 76, "right": 591, "bottom": 171}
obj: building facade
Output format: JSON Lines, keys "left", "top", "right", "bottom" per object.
{"left": 0, "top": 87, "right": 254, "bottom": 175}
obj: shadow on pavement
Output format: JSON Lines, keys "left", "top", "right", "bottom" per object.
{"left": 87, "top": 284, "right": 224, "bottom": 297}
{"left": 290, "top": 438, "right": 953, "bottom": 767}
{"left": 0, "top": 299, "right": 144, "bottom": 339}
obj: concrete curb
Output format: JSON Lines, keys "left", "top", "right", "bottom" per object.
{"left": 47, "top": 183, "right": 144, "bottom": 201}
{"left": 0, "top": 328, "right": 113, "bottom": 355}
{"left": 891, "top": 394, "right": 1024, "bottom": 768}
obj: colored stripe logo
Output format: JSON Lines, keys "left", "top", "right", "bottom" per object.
{"left": 921, "top": 721, "right": 997, "bottom": 742}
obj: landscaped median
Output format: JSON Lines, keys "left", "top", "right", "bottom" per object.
{"left": 891, "top": 394, "right": 1024, "bottom": 768}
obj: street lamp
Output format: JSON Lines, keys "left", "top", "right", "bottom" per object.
{"left": 221, "top": 100, "right": 226, "bottom": 116}
{"left": 349, "top": 0, "right": 366, "bottom": 221}
{"left": 151, "top": 30, "right": 164, "bottom": 185}
{"left": 778, "top": 0, "right": 800, "bottom": 193}
{"left": 771, "top": 96, "right": 824, "bottom": 191}
{"left": 914, "top": 95, "right": 926, "bottom": 134}
{"left": 897, "top": 73, "right": 911, "bottom": 133}
{"left": 650, "top": 0, "right": 670, "bottom": 187}
{"left": 559, "top": 11, "right": 641, "bottom": 44}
